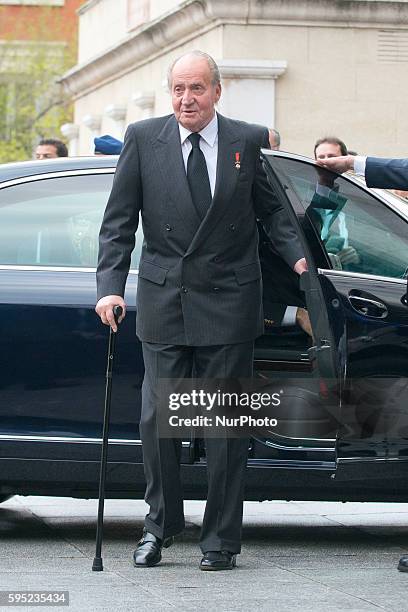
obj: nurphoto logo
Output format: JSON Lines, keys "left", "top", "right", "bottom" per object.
{"left": 158, "top": 378, "right": 286, "bottom": 438}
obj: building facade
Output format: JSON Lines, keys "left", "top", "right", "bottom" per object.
{"left": 0, "top": 0, "right": 82, "bottom": 161}
{"left": 60, "top": 0, "right": 408, "bottom": 157}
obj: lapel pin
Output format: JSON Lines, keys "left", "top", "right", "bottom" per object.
{"left": 235, "top": 152, "right": 241, "bottom": 170}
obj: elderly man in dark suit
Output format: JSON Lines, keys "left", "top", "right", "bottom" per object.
{"left": 95, "top": 50, "right": 306, "bottom": 571}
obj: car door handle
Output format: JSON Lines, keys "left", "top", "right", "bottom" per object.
{"left": 348, "top": 294, "right": 388, "bottom": 318}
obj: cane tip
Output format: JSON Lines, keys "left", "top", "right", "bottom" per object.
{"left": 92, "top": 557, "right": 103, "bottom": 571}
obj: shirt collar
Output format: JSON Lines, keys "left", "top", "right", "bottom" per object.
{"left": 179, "top": 113, "right": 218, "bottom": 147}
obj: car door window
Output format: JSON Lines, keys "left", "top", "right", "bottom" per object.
{"left": 266, "top": 157, "right": 408, "bottom": 279}
{"left": 0, "top": 173, "right": 142, "bottom": 269}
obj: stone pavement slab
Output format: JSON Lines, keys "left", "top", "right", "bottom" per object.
{"left": 1, "top": 496, "right": 408, "bottom": 611}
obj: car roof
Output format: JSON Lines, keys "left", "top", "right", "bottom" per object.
{"left": 0, "top": 156, "right": 118, "bottom": 183}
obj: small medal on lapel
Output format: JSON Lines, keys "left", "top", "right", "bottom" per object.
{"left": 235, "top": 152, "right": 241, "bottom": 170}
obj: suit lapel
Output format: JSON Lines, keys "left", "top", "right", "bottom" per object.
{"left": 152, "top": 115, "right": 201, "bottom": 240}
{"left": 186, "top": 114, "right": 243, "bottom": 256}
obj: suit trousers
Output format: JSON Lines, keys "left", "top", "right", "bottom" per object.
{"left": 140, "top": 340, "right": 254, "bottom": 554}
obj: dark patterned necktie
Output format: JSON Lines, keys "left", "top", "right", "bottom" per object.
{"left": 187, "top": 132, "right": 212, "bottom": 220}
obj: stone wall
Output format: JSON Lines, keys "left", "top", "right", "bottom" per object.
{"left": 61, "top": 0, "right": 408, "bottom": 157}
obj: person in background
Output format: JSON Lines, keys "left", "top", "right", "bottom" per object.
{"left": 314, "top": 136, "right": 348, "bottom": 161}
{"left": 94, "top": 135, "right": 123, "bottom": 155}
{"left": 268, "top": 127, "right": 281, "bottom": 150}
{"left": 35, "top": 138, "right": 68, "bottom": 160}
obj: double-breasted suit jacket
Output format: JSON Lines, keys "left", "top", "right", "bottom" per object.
{"left": 97, "top": 113, "right": 303, "bottom": 346}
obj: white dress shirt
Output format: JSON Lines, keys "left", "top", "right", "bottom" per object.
{"left": 178, "top": 113, "right": 218, "bottom": 197}
{"left": 353, "top": 156, "right": 366, "bottom": 176}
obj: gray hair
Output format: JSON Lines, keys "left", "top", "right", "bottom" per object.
{"left": 167, "top": 50, "right": 221, "bottom": 89}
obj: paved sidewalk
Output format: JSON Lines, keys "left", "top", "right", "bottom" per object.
{"left": 1, "top": 497, "right": 408, "bottom": 611}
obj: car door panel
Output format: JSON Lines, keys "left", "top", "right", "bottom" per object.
{"left": 251, "top": 156, "right": 344, "bottom": 467}
{"left": 0, "top": 268, "right": 144, "bottom": 462}
{"left": 0, "top": 169, "right": 196, "bottom": 466}
{"left": 321, "top": 271, "right": 408, "bottom": 461}
{"left": 261, "top": 151, "right": 408, "bottom": 472}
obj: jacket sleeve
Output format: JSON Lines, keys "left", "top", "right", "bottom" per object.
{"left": 96, "top": 123, "right": 142, "bottom": 300}
{"left": 365, "top": 157, "right": 408, "bottom": 190}
{"left": 253, "top": 129, "right": 304, "bottom": 269}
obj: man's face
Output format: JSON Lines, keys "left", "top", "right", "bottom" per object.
{"left": 171, "top": 56, "right": 221, "bottom": 133}
{"left": 35, "top": 144, "right": 59, "bottom": 160}
{"left": 315, "top": 142, "right": 342, "bottom": 160}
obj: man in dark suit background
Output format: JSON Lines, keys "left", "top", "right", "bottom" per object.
{"left": 95, "top": 50, "right": 307, "bottom": 571}
{"left": 316, "top": 154, "right": 408, "bottom": 190}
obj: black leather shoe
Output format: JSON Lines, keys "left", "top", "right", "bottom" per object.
{"left": 133, "top": 530, "right": 174, "bottom": 567}
{"left": 200, "top": 551, "right": 237, "bottom": 571}
{"left": 398, "top": 554, "right": 408, "bottom": 572}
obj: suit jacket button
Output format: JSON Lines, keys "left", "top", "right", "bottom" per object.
{"left": 214, "top": 256, "right": 220, "bottom": 262}
{"left": 213, "top": 287, "right": 220, "bottom": 292}
{"left": 165, "top": 224, "right": 171, "bottom": 231}
{"left": 229, "top": 224, "right": 236, "bottom": 231}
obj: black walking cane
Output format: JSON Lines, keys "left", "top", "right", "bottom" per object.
{"left": 92, "top": 304, "right": 123, "bottom": 572}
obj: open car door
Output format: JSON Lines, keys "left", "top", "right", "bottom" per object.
{"left": 250, "top": 151, "right": 346, "bottom": 472}
{"left": 260, "top": 151, "right": 408, "bottom": 481}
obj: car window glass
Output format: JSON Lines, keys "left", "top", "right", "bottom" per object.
{"left": 266, "top": 157, "right": 408, "bottom": 279}
{"left": 0, "top": 174, "right": 142, "bottom": 270}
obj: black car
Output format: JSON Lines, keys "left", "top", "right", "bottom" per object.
{"left": 1, "top": 152, "right": 408, "bottom": 504}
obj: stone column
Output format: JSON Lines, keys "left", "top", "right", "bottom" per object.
{"left": 217, "top": 60, "right": 287, "bottom": 129}
{"left": 132, "top": 91, "right": 155, "bottom": 119}
{"left": 104, "top": 104, "right": 127, "bottom": 139}
{"left": 82, "top": 114, "right": 102, "bottom": 153}
{"left": 60, "top": 123, "right": 79, "bottom": 157}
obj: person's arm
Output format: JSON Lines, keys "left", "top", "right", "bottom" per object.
{"left": 316, "top": 154, "right": 363, "bottom": 175}
{"left": 364, "top": 157, "right": 408, "bottom": 190}
{"left": 95, "top": 123, "right": 142, "bottom": 329}
{"left": 254, "top": 129, "right": 307, "bottom": 274}
{"left": 317, "top": 155, "right": 408, "bottom": 190}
